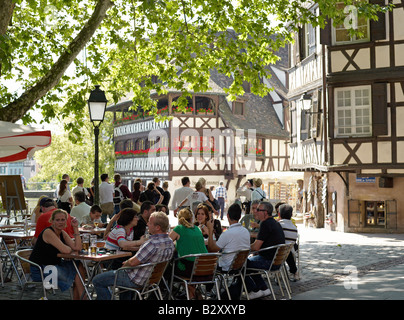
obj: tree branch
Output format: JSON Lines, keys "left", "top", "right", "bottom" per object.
{"left": 0, "top": 0, "right": 114, "bottom": 123}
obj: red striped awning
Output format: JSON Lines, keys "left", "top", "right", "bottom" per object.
{"left": 0, "top": 121, "right": 52, "bottom": 163}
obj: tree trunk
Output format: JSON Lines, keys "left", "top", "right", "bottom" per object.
{"left": 0, "top": 0, "right": 114, "bottom": 123}
{"left": 0, "top": 0, "right": 15, "bottom": 76}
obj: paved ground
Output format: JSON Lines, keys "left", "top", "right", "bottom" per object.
{"left": 2, "top": 218, "right": 404, "bottom": 300}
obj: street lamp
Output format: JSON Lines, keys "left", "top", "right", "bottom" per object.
{"left": 88, "top": 85, "right": 108, "bottom": 206}
{"left": 301, "top": 92, "right": 312, "bottom": 111}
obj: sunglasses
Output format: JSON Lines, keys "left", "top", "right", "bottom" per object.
{"left": 257, "top": 209, "right": 267, "bottom": 212}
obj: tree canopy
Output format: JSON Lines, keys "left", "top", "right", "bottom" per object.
{"left": 0, "top": 0, "right": 391, "bottom": 139}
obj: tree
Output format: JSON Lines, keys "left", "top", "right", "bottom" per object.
{"left": 30, "top": 112, "right": 115, "bottom": 185}
{"left": 0, "top": 0, "right": 391, "bottom": 137}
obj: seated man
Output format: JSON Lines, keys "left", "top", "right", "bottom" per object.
{"left": 82, "top": 204, "right": 103, "bottom": 228}
{"left": 278, "top": 204, "right": 299, "bottom": 281}
{"left": 244, "top": 201, "right": 285, "bottom": 299}
{"left": 92, "top": 211, "right": 175, "bottom": 300}
{"left": 70, "top": 191, "right": 91, "bottom": 225}
{"left": 205, "top": 203, "right": 250, "bottom": 272}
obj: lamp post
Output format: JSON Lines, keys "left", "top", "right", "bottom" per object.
{"left": 301, "top": 92, "right": 312, "bottom": 111}
{"left": 88, "top": 85, "right": 108, "bottom": 206}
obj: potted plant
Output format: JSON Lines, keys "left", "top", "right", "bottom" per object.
{"left": 185, "top": 107, "right": 194, "bottom": 114}
{"left": 206, "top": 108, "right": 214, "bottom": 115}
{"left": 197, "top": 108, "right": 206, "bottom": 115}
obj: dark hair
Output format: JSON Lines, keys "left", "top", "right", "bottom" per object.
{"left": 227, "top": 203, "right": 242, "bottom": 221}
{"left": 259, "top": 201, "right": 274, "bottom": 216}
{"left": 279, "top": 204, "right": 293, "bottom": 220}
{"left": 58, "top": 179, "right": 68, "bottom": 196}
{"left": 147, "top": 182, "right": 155, "bottom": 191}
{"left": 275, "top": 202, "right": 286, "bottom": 212}
{"left": 74, "top": 191, "right": 86, "bottom": 203}
{"left": 120, "top": 199, "right": 134, "bottom": 210}
{"left": 140, "top": 200, "right": 154, "bottom": 214}
{"left": 76, "top": 177, "right": 84, "bottom": 185}
{"left": 100, "top": 173, "right": 108, "bottom": 182}
{"left": 117, "top": 208, "right": 138, "bottom": 226}
{"left": 181, "top": 176, "right": 190, "bottom": 186}
{"left": 156, "top": 204, "right": 169, "bottom": 214}
{"left": 114, "top": 174, "right": 121, "bottom": 183}
{"left": 90, "top": 204, "right": 102, "bottom": 214}
{"left": 132, "top": 181, "right": 141, "bottom": 202}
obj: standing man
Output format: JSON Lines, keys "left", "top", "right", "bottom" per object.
{"left": 215, "top": 181, "right": 227, "bottom": 220}
{"left": 113, "top": 173, "right": 132, "bottom": 216}
{"left": 170, "top": 176, "right": 193, "bottom": 214}
{"left": 99, "top": 173, "right": 114, "bottom": 223}
{"left": 72, "top": 177, "right": 89, "bottom": 200}
{"left": 93, "top": 211, "right": 175, "bottom": 300}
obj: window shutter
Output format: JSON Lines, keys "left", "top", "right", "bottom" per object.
{"left": 294, "top": 31, "right": 301, "bottom": 63}
{"left": 370, "top": 0, "right": 386, "bottom": 41}
{"left": 319, "top": 18, "right": 332, "bottom": 45}
{"left": 372, "top": 82, "right": 388, "bottom": 136}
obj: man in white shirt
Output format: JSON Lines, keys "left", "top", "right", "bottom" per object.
{"left": 70, "top": 191, "right": 91, "bottom": 225}
{"left": 72, "top": 177, "right": 89, "bottom": 199}
{"left": 99, "top": 173, "right": 114, "bottom": 223}
{"left": 170, "top": 177, "right": 193, "bottom": 214}
{"left": 206, "top": 203, "right": 250, "bottom": 271}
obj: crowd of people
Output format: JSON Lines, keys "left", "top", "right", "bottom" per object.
{"left": 27, "top": 173, "right": 299, "bottom": 300}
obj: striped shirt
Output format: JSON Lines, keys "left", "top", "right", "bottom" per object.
{"left": 278, "top": 219, "right": 298, "bottom": 244}
{"left": 126, "top": 233, "right": 175, "bottom": 286}
{"left": 105, "top": 225, "right": 134, "bottom": 250}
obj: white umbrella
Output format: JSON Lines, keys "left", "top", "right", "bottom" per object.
{"left": 0, "top": 121, "right": 52, "bottom": 163}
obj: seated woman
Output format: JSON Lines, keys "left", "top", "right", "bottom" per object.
{"left": 194, "top": 203, "right": 222, "bottom": 241}
{"left": 29, "top": 209, "right": 85, "bottom": 300}
{"left": 169, "top": 208, "right": 208, "bottom": 299}
{"left": 105, "top": 208, "right": 147, "bottom": 252}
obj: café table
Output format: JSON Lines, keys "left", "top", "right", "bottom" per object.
{"left": 0, "top": 224, "right": 24, "bottom": 230}
{"left": 0, "top": 230, "right": 35, "bottom": 287}
{"left": 57, "top": 249, "right": 132, "bottom": 300}
{"left": 79, "top": 227, "right": 106, "bottom": 236}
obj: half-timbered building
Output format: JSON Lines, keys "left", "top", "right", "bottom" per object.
{"left": 108, "top": 67, "right": 290, "bottom": 202}
{"left": 288, "top": 0, "right": 404, "bottom": 232}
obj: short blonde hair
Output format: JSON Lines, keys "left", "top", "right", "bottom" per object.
{"left": 150, "top": 211, "right": 169, "bottom": 233}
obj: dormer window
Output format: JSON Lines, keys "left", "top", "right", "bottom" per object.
{"left": 233, "top": 101, "right": 244, "bottom": 115}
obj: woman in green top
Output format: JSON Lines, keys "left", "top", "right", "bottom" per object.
{"left": 169, "top": 207, "right": 207, "bottom": 298}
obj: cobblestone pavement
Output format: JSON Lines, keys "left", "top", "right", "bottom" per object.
{"left": 2, "top": 223, "right": 404, "bottom": 300}
{"left": 289, "top": 226, "right": 404, "bottom": 296}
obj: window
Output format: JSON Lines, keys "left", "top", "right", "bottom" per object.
{"left": 332, "top": 2, "right": 370, "bottom": 45}
{"left": 234, "top": 101, "right": 244, "bottom": 115}
{"left": 299, "top": 23, "right": 316, "bottom": 60}
{"left": 335, "top": 86, "right": 372, "bottom": 137}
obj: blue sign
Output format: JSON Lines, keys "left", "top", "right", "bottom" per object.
{"left": 356, "top": 177, "right": 376, "bottom": 183}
